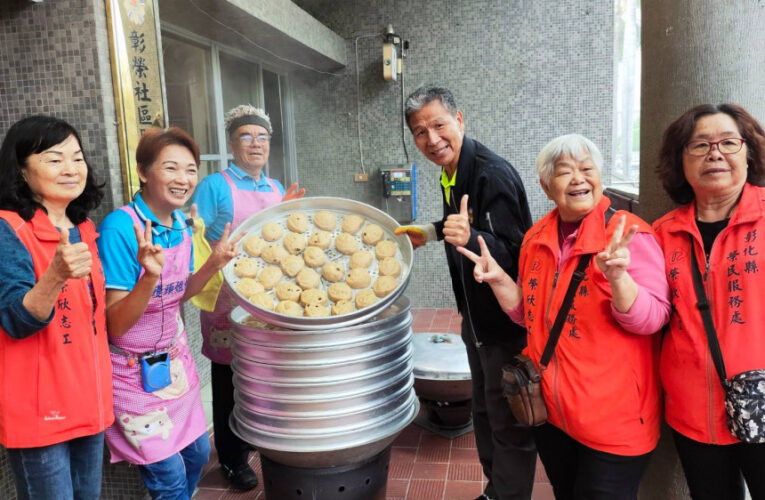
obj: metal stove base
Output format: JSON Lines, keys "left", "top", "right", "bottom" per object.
{"left": 413, "top": 397, "right": 474, "bottom": 439}
{"left": 260, "top": 446, "right": 390, "bottom": 500}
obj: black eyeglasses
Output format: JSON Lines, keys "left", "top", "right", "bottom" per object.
{"left": 238, "top": 133, "right": 270, "bottom": 145}
{"left": 684, "top": 138, "right": 745, "bottom": 156}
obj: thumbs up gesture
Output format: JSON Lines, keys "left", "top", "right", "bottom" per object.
{"left": 443, "top": 194, "right": 471, "bottom": 247}
{"left": 50, "top": 227, "right": 93, "bottom": 280}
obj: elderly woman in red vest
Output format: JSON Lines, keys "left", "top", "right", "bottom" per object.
{"left": 0, "top": 115, "right": 113, "bottom": 499}
{"left": 653, "top": 104, "right": 765, "bottom": 500}
{"left": 458, "top": 134, "right": 671, "bottom": 500}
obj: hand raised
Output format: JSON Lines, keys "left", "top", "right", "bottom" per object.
{"left": 208, "top": 222, "right": 245, "bottom": 270}
{"left": 282, "top": 182, "right": 306, "bottom": 201}
{"left": 595, "top": 214, "right": 637, "bottom": 282}
{"left": 443, "top": 195, "right": 471, "bottom": 247}
{"left": 50, "top": 227, "right": 93, "bottom": 280}
{"left": 456, "top": 235, "right": 509, "bottom": 285}
{"left": 134, "top": 221, "right": 165, "bottom": 278}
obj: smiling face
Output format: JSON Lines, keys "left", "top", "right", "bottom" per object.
{"left": 682, "top": 113, "right": 748, "bottom": 201}
{"left": 408, "top": 100, "right": 465, "bottom": 173}
{"left": 541, "top": 154, "right": 603, "bottom": 222}
{"left": 22, "top": 134, "right": 87, "bottom": 211}
{"left": 229, "top": 124, "right": 270, "bottom": 178}
{"left": 138, "top": 144, "right": 198, "bottom": 215}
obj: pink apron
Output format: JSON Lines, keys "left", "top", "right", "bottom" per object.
{"left": 200, "top": 170, "right": 283, "bottom": 364}
{"left": 105, "top": 207, "right": 206, "bottom": 465}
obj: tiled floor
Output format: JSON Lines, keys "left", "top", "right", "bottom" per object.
{"left": 194, "top": 308, "right": 553, "bottom": 499}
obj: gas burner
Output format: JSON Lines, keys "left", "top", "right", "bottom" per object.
{"left": 260, "top": 447, "right": 390, "bottom": 500}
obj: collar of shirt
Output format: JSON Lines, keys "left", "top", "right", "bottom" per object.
{"left": 131, "top": 192, "right": 185, "bottom": 237}
{"left": 440, "top": 168, "right": 457, "bottom": 205}
{"left": 228, "top": 161, "right": 272, "bottom": 190}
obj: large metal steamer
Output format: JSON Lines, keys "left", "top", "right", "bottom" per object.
{"left": 224, "top": 198, "right": 418, "bottom": 498}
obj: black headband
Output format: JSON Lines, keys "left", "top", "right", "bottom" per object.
{"left": 227, "top": 115, "right": 272, "bottom": 136}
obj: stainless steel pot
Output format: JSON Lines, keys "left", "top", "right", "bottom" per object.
{"left": 412, "top": 332, "right": 472, "bottom": 402}
{"left": 229, "top": 296, "right": 418, "bottom": 468}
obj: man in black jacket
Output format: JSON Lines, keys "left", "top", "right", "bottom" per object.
{"left": 396, "top": 86, "right": 536, "bottom": 500}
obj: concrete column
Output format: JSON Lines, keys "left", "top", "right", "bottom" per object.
{"left": 638, "top": 2, "right": 765, "bottom": 499}
{"left": 639, "top": 0, "right": 765, "bottom": 223}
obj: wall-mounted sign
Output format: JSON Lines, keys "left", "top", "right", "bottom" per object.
{"left": 105, "top": 0, "right": 166, "bottom": 202}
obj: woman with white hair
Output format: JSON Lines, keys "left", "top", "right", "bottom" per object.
{"left": 457, "top": 134, "right": 671, "bottom": 499}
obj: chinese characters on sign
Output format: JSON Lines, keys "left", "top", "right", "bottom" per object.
{"left": 106, "top": 0, "right": 165, "bottom": 202}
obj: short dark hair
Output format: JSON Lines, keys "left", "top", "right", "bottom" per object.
{"left": 404, "top": 86, "right": 458, "bottom": 131}
{"left": 135, "top": 127, "right": 200, "bottom": 188}
{"left": 0, "top": 115, "right": 103, "bottom": 223}
{"left": 656, "top": 103, "right": 765, "bottom": 205}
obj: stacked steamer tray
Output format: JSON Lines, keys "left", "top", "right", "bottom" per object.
{"left": 222, "top": 197, "right": 418, "bottom": 500}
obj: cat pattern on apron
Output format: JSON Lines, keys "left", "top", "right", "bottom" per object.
{"left": 105, "top": 207, "right": 206, "bottom": 465}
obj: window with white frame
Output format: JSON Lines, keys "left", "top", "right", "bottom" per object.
{"left": 612, "top": 0, "right": 641, "bottom": 189}
{"left": 160, "top": 26, "right": 295, "bottom": 184}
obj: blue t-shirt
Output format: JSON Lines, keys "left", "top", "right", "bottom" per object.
{"left": 97, "top": 193, "right": 194, "bottom": 291}
{"left": 191, "top": 162, "right": 285, "bottom": 241}
{"left": 0, "top": 220, "right": 82, "bottom": 338}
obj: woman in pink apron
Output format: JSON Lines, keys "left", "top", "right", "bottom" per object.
{"left": 98, "top": 127, "right": 241, "bottom": 499}
{"left": 191, "top": 104, "right": 303, "bottom": 489}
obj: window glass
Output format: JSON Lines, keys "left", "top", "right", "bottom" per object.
{"left": 162, "top": 34, "right": 217, "bottom": 155}
{"left": 613, "top": 0, "right": 641, "bottom": 187}
{"left": 262, "top": 69, "right": 285, "bottom": 184}
{"left": 219, "top": 52, "right": 260, "bottom": 114}
{"left": 197, "top": 160, "right": 218, "bottom": 180}
{"left": 159, "top": 29, "right": 295, "bottom": 186}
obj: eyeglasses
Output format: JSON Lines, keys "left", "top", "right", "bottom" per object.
{"left": 684, "top": 138, "right": 745, "bottom": 156}
{"left": 238, "top": 133, "right": 270, "bottom": 145}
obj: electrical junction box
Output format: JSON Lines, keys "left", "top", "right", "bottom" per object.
{"left": 380, "top": 164, "right": 417, "bottom": 223}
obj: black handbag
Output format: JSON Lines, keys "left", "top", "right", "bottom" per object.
{"left": 502, "top": 253, "right": 591, "bottom": 426}
{"left": 688, "top": 235, "right": 765, "bottom": 443}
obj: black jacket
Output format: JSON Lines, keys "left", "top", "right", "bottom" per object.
{"left": 433, "top": 137, "right": 532, "bottom": 347}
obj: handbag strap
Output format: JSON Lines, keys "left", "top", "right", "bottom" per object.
{"left": 539, "top": 253, "right": 591, "bottom": 367}
{"left": 538, "top": 207, "right": 616, "bottom": 367}
{"left": 688, "top": 234, "right": 728, "bottom": 385}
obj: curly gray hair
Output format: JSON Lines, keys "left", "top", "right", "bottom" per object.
{"left": 224, "top": 104, "right": 272, "bottom": 139}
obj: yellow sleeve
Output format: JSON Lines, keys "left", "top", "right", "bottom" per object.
{"left": 189, "top": 218, "right": 224, "bottom": 312}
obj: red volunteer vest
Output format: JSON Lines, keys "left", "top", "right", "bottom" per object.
{"left": 0, "top": 209, "right": 113, "bottom": 448}
{"left": 520, "top": 197, "right": 661, "bottom": 455}
{"left": 653, "top": 183, "right": 765, "bottom": 444}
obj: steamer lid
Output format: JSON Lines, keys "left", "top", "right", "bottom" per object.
{"left": 411, "top": 332, "right": 471, "bottom": 381}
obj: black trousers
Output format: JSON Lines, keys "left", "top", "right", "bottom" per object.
{"left": 673, "top": 429, "right": 765, "bottom": 500}
{"left": 532, "top": 422, "right": 651, "bottom": 500}
{"left": 211, "top": 361, "right": 251, "bottom": 468}
{"left": 462, "top": 322, "right": 536, "bottom": 500}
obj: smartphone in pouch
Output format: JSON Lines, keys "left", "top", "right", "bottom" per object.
{"left": 140, "top": 351, "right": 171, "bottom": 392}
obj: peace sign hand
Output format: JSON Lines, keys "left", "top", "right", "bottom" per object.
{"left": 444, "top": 195, "right": 471, "bottom": 247}
{"left": 134, "top": 221, "right": 165, "bottom": 278}
{"left": 208, "top": 223, "right": 245, "bottom": 270}
{"left": 595, "top": 214, "right": 638, "bottom": 282}
{"left": 456, "top": 235, "right": 510, "bottom": 286}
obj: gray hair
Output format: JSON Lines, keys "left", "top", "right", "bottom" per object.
{"left": 224, "top": 104, "right": 272, "bottom": 138}
{"left": 404, "top": 86, "right": 458, "bottom": 130}
{"left": 536, "top": 134, "right": 603, "bottom": 186}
